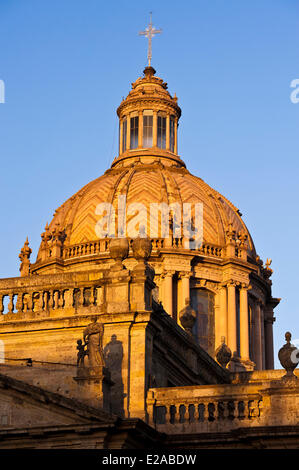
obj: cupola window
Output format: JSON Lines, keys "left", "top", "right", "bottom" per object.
{"left": 143, "top": 111, "right": 153, "bottom": 148}
{"left": 157, "top": 113, "right": 166, "bottom": 149}
{"left": 130, "top": 115, "right": 139, "bottom": 149}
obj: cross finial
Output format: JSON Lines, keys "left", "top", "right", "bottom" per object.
{"left": 139, "top": 13, "right": 162, "bottom": 67}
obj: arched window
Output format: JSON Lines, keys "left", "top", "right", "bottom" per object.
{"left": 143, "top": 110, "right": 153, "bottom": 148}
{"left": 130, "top": 114, "right": 139, "bottom": 149}
{"left": 157, "top": 113, "right": 166, "bottom": 149}
{"left": 191, "top": 288, "right": 215, "bottom": 356}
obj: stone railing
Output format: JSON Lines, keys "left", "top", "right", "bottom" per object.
{"left": 62, "top": 238, "right": 223, "bottom": 261}
{"left": 147, "top": 385, "right": 264, "bottom": 433}
{"left": 0, "top": 273, "right": 106, "bottom": 319}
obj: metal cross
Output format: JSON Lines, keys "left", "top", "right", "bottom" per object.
{"left": 139, "top": 13, "right": 162, "bottom": 67}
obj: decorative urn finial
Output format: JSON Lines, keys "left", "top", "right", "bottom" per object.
{"left": 131, "top": 226, "right": 152, "bottom": 266}
{"left": 278, "top": 332, "right": 299, "bottom": 378}
{"left": 109, "top": 237, "right": 129, "bottom": 270}
{"left": 179, "top": 298, "right": 197, "bottom": 336}
{"left": 215, "top": 336, "right": 232, "bottom": 369}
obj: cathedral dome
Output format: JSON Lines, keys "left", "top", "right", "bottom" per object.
{"left": 40, "top": 161, "right": 255, "bottom": 256}
{"left": 33, "top": 66, "right": 256, "bottom": 270}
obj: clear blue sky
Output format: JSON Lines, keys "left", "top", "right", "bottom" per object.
{"left": 0, "top": 0, "right": 298, "bottom": 367}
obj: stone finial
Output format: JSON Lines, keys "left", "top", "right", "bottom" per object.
{"left": 19, "top": 237, "right": 32, "bottom": 277}
{"left": 215, "top": 336, "right": 232, "bottom": 369}
{"left": 263, "top": 258, "right": 273, "bottom": 280}
{"left": 278, "top": 332, "right": 299, "bottom": 378}
{"left": 225, "top": 222, "right": 236, "bottom": 243}
{"left": 131, "top": 227, "right": 152, "bottom": 265}
{"left": 179, "top": 298, "right": 196, "bottom": 336}
{"left": 109, "top": 237, "right": 129, "bottom": 270}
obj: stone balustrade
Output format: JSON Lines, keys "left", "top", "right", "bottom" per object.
{"left": 61, "top": 238, "right": 223, "bottom": 261}
{"left": 0, "top": 273, "right": 106, "bottom": 319}
{"left": 147, "top": 384, "right": 264, "bottom": 433}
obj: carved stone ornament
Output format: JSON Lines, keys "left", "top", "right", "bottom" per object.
{"left": 131, "top": 229, "right": 152, "bottom": 263}
{"left": 109, "top": 237, "right": 129, "bottom": 270}
{"left": 19, "top": 237, "right": 32, "bottom": 277}
{"left": 215, "top": 336, "right": 232, "bottom": 369}
{"left": 179, "top": 299, "right": 196, "bottom": 335}
{"left": 278, "top": 332, "right": 299, "bottom": 378}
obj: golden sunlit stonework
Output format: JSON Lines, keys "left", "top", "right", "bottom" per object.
{"left": 0, "top": 65, "right": 298, "bottom": 449}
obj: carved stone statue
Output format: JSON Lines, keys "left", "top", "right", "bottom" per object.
{"left": 83, "top": 317, "right": 105, "bottom": 370}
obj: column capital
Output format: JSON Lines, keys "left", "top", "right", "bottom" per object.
{"left": 162, "top": 269, "right": 175, "bottom": 278}
{"left": 178, "top": 271, "right": 191, "bottom": 280}
{"left": 240, "top": 283, "right": 252, "bottom": 291}
{"left": 225, "top": 279, "right": 239, "bottom": 288}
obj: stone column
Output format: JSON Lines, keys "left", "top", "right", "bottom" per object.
{"left": 119, "top": 119, "right": 123, "bottom": 154}
{"left": 240, "top": 284, "right": 250, "bottom": 360}
{"left": 126, "top": 115, "right": 131, "bottom": 151}
{"left": 254, "top": 300, "right": 263, "bottom": 370}
{"left": 153, "top": 111, "right": 158, "bottom": 147}
{"left": 163, "top": 271, "right": 174, "bottom": 317}
{"left": 216, "top": 284, "right": 228, "bottom": 349}
{"left": 138, "top": 111, "right": 143, "bottom": 148}
{"left": 174, "top": 117, "right": 178, "bottom": 153}
{"left": 261, "top": 308, "right": 265, "bottom": 369}
{"left": 264, "top": 304, "right": 275, "bottom": 369}
{"left": 227, "top": 281, "right": 237, "bottom": 355}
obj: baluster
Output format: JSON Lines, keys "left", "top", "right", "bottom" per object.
{"left": 15, "top": 293, "right": 23, "bottom": 313}
{"left": 8, "top": 293, "right": 14, "bottom": 314}
{"left": 48, "top": 290, "right": 54, "bottom": 309}
{"left": 53, "top": 291, "right": 59, "bottom": 309}
{"left": 194, "top": 403, "right": 200, "bottom": 422}
{"left": 37, "top": 292, "right": 44, "bottom": 311}
{"left": 57, "top": 290, "right": 64, "bottom": 308}
{"left": 27, "top": 293, "right": 33, "bottom": 312}
{"left": 164, "top": 405, "right": 170, "bottom": 424}
{"left": 89, "top": 287, "right": 95, "bottom": 306}
{"left": 203, "top": 402, "right": 209, "bottom": 422}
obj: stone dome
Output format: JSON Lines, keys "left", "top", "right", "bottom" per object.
{"left": 40, "top": 159, "right": 255, "bottom": 257}
{"left": 33, "top": 66, "right": 256, "bottom": 268}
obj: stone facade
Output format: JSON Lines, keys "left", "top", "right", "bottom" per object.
{"left": 0, "top": 65, "right": 296, "bottom": 449}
